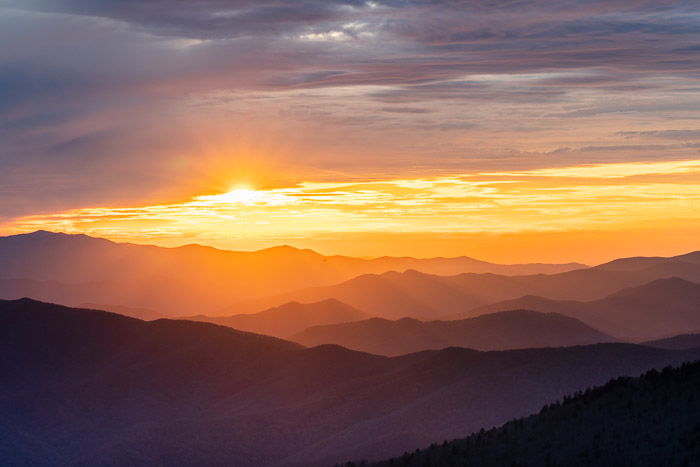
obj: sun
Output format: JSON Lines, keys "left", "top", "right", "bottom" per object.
{"left": 218, "top": 187, "right": 263, "bottom": 205}
{"left": 194, "top": 184, "right": 295, "bottom": 207}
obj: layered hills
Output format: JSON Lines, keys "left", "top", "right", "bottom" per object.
{"left": 369, "top": 361, "right": 700, "bottom": 467}
{"left": 0, "top": 231, "right": 584, "bottom": 316}
{"left": 231, "top": 261, "right": 700, "bottom": 320}
{"left": 2, "top": 298, "right": 695, "bottom": 466}
{"left": 187, "top": 299, "right": 368, "bottom": 338}
{"left": 467, "top": 278, "right": 700, "bottom": 341}
{"left": 292, "top": 310, "right": 615, "bottom": 356}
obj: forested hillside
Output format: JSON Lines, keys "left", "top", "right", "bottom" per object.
{"left": 365, "top": 361, "right": 700, "bottom": 467}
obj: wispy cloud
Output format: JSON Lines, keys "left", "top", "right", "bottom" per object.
{"left": 1, "top": 0, "right": 699, "bottom": 227}
{"left": 6, "top": 159, "right": 700, "bottom": 251}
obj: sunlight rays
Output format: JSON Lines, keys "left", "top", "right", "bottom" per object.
{"left": 4, "top": 159, "right": 700, "bottom": 255}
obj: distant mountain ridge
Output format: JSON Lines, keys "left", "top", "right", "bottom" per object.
{"left": 230, "top": 262, "right": 700, "bottom": 320}
{"left": 2, "top": 298, "right": 697, "bottom": 466}
{"left": 0, "top": 231, "right": 585, "bottom": 315}
{"left": 595, "top": 250, "right": 700, "bottom": 271}
{"left": 78, "top": 303, "right": 163, "bottom": 320}
{"left": 186, "top": 299, "right": 368, "bottom": 338}
{"left": 292, "top": 310, "right": 616, "bottom": 356}
{"left": 643, "top": 333, "right": 700, "bottom": 350}
{"left": 467, "top": 277, "right": 700, "bottom": 341}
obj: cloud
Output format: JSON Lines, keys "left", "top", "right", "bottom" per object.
{"left": 0, "top": 0, "right": 699, "bottom": 217}
{"left": 617, "top": 129, "right": 700, "bottom": 140}
{"left": 10, "top": 0, "right": 369, "bottom": 39}
{"left": 7, "top": 159, "right": 700, "bottom": 251}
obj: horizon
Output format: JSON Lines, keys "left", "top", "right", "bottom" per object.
{"left": 2, "top": 166, "right": 700, "bottom": 263}
{"left": 5, "top": 228, "right": 700, "bottom": 266}
{"left": 1, "top": 1, "right": 700, "bottom": 264}
{"left": 2, "top": 2, "right": 699, "bottom": 465}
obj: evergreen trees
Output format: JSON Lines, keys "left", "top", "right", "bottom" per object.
{"left": 368, "top": 361, "right": 700, "bottom": 467}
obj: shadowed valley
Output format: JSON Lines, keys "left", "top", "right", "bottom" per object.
{"left": 2, "top": 298, "right": 697, "bottom": 466}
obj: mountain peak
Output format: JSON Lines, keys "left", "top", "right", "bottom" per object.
{"left": 5, "top": 230, "right": 109, "bottom": 244}
{"left": 674, "top": 250, "right": 700, "bottom": 264}
{"left": 1, "top": 296, "right": 43, "bottom": 305}
{"left": 608, "top": 276, "right": 699, "bottom": 299}
{"left": 18, "top": 230, "right": 65, "bottom": 238}
{"left": 256, "top": 244, "right": 322, "bottom": 257}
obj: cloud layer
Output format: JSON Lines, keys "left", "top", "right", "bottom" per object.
{"left": 1, "top": 0, "right": 699, "bottom": 227}
{"left": 8, "top": 159, "right": 700, "bottom": 260}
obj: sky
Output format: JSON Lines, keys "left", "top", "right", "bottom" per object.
{"left": 1, "top": 0, "right": 699, "bottom": 263}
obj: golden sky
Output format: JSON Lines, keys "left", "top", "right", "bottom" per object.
{"left": 4, "top": 158, "right": 700, "bottom": 264}
{"left": 2, "top": 1, "right": 700, "bottom": 264}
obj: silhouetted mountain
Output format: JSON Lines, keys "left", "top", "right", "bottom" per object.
{"left": 186, "top": 299, "right": 368, "bottom": 338}
{"left": 468, "top": 278, "right": 700, "bottom": 341}
{"left": 0, "top": 277, "right": 108, "bottom": 306}
{"left": 0, "top": 231, "right": 584, "bottom": 315}
{"left": 353, "top": 255, "right": 586, "bottom": 276}
{"left": 2, "top": 299, "right": 698, "bottom": 466}
{"left": 367, "top": 361, "right": 700, "bottom": 467}
{"left": 229, "top": 270, "right": 525, "bottom": 318}
{"left": 644, "top": 333, "right": 700, "bottom": 350}
{"left": 595, "top": 249, "right": 700, "bottom": 271}
{"left": 237, "top": 270, "right": 480, "bottom": 319}
{"left": 79, "top": 303, "right": 163, "bottom": 320}
{"left": 292, "top": 310, "right": 616, "bottom": 356}
{"left": 464, "top": 294, "right": 581, "bottom": 318}
{"left": 233, "top": 264, "right": 700, "bottom": 320}
{"left": 0, "top": 280, "right": 171, "bottom": 320}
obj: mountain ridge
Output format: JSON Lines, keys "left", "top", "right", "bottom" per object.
{"left": 230, "top": 265, "right": 700, "bottom": 320}
{"left": 466, "top": 277, "right": 700, "bottom": 341}
{"left": 0, "top": 230, "right": 587, "bottom": 316}
{"left": 185, "top": 299, "right": 369, "bottom": 338}
{"left": 2, "top": 298, "right": 698, "bottom": 466}
{"left": 291, "top": 309, "right": 616, "bottom": 356}
{"left": 368, "top": 361, "right": 700, "bottom": 467}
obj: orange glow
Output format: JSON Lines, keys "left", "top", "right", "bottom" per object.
{"left": 210, "top": 188, "right": 266, "bottom": 205}
{"left": 2, "top": 158, "right": 700, "bottom": 264}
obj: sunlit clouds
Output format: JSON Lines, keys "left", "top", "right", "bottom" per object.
{"left": 1, "top": 1, "right": 700, "bottom": 261}
{"left": 2, "top": 1, "right": 700, "bottom": 219}
{"left": 5, "top": 159, "right": 699, "bottom": 259}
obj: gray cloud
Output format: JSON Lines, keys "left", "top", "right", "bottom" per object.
{"left": 0, "top": 0, "right": 699, "bottom": 217}
{"left": 617, "top": 129, "right": 700, "bottom": 140}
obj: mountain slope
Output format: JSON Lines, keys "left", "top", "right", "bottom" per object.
{"left": 595, "top": 249, "right": 700, "bottom": 271}
{"left": 292, "top": 310, "right": 616, "bottom": 356}
{"left": 581, "top": 277, "right": 700, "bottom": 340}
{"left": 643, "top": 333, "right": 700, "bottom": 350}
{"left": 0, "top": 231, "right": 585, "bottom": 315}
{"left": 186, "top": 299, "right": 369, "bottom": 338}
{"left": 2, "top": 298, "right": 698, "bottom": 466}
{"left": 369, "top": 361, "right": 700, "bottom": 467}
{"left": 229, "top": 270, "right": 473, "bottom": 319}
{"left": 467, "top": 295, "right": 585, "bottom": 318}
{"left": 79, "top": 303, "right": 163, "bottom": 320}
{"left": 467, "top": 278, "right": 700, "bottom": 341}
{"left": 232, "top": 263, "right": 700, "bottom": 319}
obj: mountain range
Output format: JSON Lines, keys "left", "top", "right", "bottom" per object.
{"left": 3, "top": 231, "right": 699, "bottom": 325}
{"left": 2, "top": 298, "right": 697, "bottom": 466}
{"left": 644, "top": 333, "right": 700, "bottom": 350}
{"left": 467, "top": 277, "right": 700, "bottom": 341}
{"left": 186, "top": 299, "right": 368, "bottom": 338}
{"left": 230, "top": 259, "right": 700, "bottom": 320}
{"left": 0, "top": 231, "right": 584, "bottom": 315}
{"left": 368, "top": 361, "right": 700, "bottom": 467}
{"left": 292, "top": 310, "right": 616, "bottom": 356}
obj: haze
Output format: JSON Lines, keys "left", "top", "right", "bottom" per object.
{"left": 1, "top": 1, "right": 699, "bottom": 263}
{"left": 2, "top": 2, "right": 700, "bottom": 462}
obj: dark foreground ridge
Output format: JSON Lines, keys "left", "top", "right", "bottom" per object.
{"left": 364, "top": 360, "right": 700, "bottom": 467}
{"left": 2, "top": 298, "right": 698, "bottom": 466}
